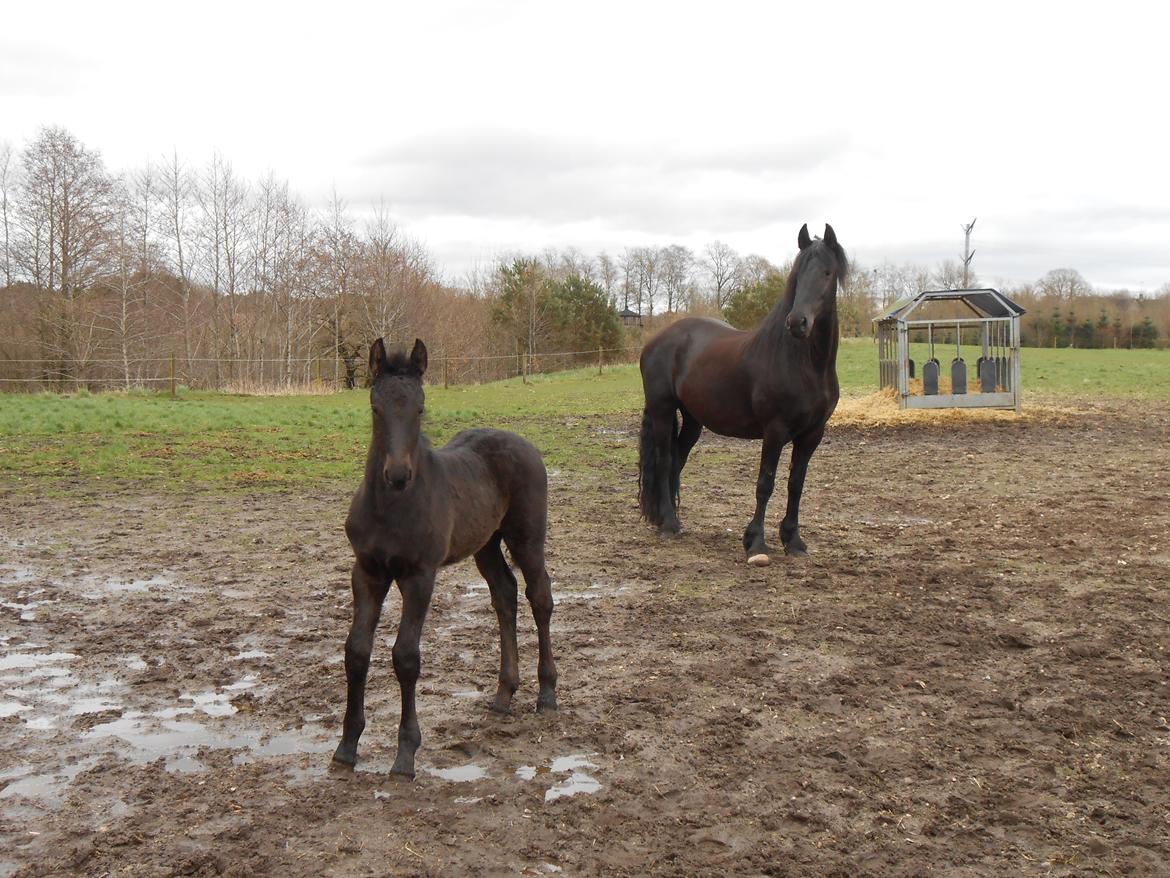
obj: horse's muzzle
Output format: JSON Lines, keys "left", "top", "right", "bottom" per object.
{"left": 786, "top": 313, "right": 812, "bottom": 339}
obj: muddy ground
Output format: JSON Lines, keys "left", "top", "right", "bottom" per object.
{"left": 2, "top": 400, "right": 1169, "bottom": 877}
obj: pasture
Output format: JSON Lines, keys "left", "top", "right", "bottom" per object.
{"left": 2, "top": 340, "right": 1169, "bottom": 877}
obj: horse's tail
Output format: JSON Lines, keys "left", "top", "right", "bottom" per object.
{"left": 638, "top": 407, "right": 678, "bottom": 526}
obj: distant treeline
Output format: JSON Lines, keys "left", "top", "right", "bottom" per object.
{"left": 0, "top": 127, "right": 1165, "bottom": 391}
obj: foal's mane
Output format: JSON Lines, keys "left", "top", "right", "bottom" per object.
{"left": 377, "top": 348, "right": 423, "bottom": 379}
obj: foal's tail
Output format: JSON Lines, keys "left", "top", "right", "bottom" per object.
{"left": 637, "top": 407, "right": 678, "bottom": 526}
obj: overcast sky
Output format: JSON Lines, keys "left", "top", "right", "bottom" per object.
{"left": 3, "top": 1, "right": 1167, "bottom": 290}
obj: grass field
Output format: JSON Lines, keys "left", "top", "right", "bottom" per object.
{"left": 1, "top": 339, "right": 1167, "bottom": 491}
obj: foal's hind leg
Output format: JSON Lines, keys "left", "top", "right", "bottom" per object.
{"left": 474, "top": 538, "right": 521, "bottom": 713}
{"left": 506, "top": 535, "right": 558, "bottom": 711}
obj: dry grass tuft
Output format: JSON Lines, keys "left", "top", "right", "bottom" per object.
{"left": 219, "top": 378, "right": 340, "bottom": 397}
{"left": 831, "top": 389, "right": 1086, "bottom": 428}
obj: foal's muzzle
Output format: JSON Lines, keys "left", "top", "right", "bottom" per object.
{"left": 383, "top": 462, "right": 413, "bottom": 490}
{"left": 786, "top": 312, "right": 812, "bottom": 339}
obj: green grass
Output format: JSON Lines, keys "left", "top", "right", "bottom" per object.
{"left": 1, "top": 340, "right": 1167, "bottom": 491}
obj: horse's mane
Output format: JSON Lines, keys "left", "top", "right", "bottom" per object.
{"left": 782, "top": 236, "right": 851, "bottom": 307}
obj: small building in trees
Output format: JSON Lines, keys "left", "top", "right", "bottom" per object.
{"left": 619, "top": 307, "right": 643, "bottom": 328}
{"left": 874, "top": 288, "right": 1025, "bottom": 412}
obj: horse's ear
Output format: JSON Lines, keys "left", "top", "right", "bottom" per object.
{"left": 369, "top": 338, "right": 386, "bottom": 379}
{"left": 798, "top": 223, "right": 811, "bottom": 250}
{"left": 823, "top": 224, "right": 837, "bottom": 248}
{"left": 410, "top": 338, "right": 428, "bottom": 376}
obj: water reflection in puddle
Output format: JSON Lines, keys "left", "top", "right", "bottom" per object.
{"left": 425, "top": 763, "right": 489, "bottom": 783}
{"left": 81, "top": 573, "right": 172, "bottom": 599}
{"left": 82, "top": 714, "right": 332, "bottom": 768}
{"left": 545, "top": 754, "right": 601, "bottom": 802}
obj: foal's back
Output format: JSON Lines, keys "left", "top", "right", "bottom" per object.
{"left": 435, "top": 427, "right": 549, "bottom": 564}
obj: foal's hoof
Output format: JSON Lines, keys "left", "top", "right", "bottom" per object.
{"left": 784, "top": 545, "right": 809, "bottom": 558}
{"left": 537, "top": 692, "right": 559, "bottom": 712}
{"left": 331, "top": 745, "right": 357, "bottom": 768}
{"left": 747, "top": 553, "right": 771, "bottom": 567}
{"left": 658, "top": 523, "right": 682, "bottom": 538}
{"left": 389, "top": 761, "right": 417, "bottom": 781}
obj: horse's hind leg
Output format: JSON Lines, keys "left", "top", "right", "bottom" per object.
{"left": 671, "top": 408, "right": 702, "bottom": 504}
{"left": 474, "top": 537, "right": 521, "bottom": 713}
{"left": 333, "top": 561, "right": 390, "bottom": 768}
{"left": 649, "top": 403, "right": 682, "bottom": 534}
{"left": 506, "top": 535, "right": 558, "bottom": 711}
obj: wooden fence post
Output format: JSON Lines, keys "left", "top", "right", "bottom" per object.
{"left": 521, "top": 351, "right": 529, "bottom": 384}
{"left": 169, "top": 352, "right": 176, "bottom": 399}
{"left": 598, "top": 344, "right": 603, "bottom": 375}
{"left": 444, "top": 355, "right": 450, "bottom": 389}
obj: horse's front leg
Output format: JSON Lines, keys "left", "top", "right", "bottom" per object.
{"left": 390, "top": 568, "right": 436, "bottom": 779}
{"left": 333, "top": 560, "right": 389, "bottom": 767}
{"left": 780, "top": 427, "right": 825, "bottom": 556}
{"left": 742, "top": 430, "right": 785, "bottom": 566}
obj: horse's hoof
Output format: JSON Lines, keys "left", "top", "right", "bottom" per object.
{"left": 658, "top": 523, "right": 682, "bottom": 538}
{"left": 331, "top": 746, "right": 357, "bottom": 768}
{"left": 784, "top": 546, "right": 808, "bottom": 558}
{"left": 747, "top": 553, "right": 771, "bottom": 567}
{"left": 489, "top": 700, "right": 514, "bottom": 715}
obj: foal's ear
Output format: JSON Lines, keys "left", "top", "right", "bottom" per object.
{"left": 369, "top": 338, "right": 387, "bottom": 379}
{"left": 410, "top": 338, "right": 428, "bottom": 376}
{"left": 823, "top": 224, "right": 838, "bottom": 248}
{"left": 797, "top": 223, "right": 811, "bottom": 250}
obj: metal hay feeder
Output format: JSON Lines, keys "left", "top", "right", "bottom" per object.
{"left": 874, "top": 288, "right": 1025, "bottom": 412}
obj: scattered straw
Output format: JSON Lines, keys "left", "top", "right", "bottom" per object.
{"left": 830, "top": 389, "right": 1086, "bottom": 429}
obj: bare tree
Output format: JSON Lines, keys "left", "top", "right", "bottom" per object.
{"left": 702, "top": 240, "right": 742, "bottom": 309}
{"left": 14, "top": 127, "right": 117, "bottom": 381}
{"left": 931, "top": 259, "right": 970, "bottom": 290}
{"left": 321, "top": 188, "right": 359, "bottom": 382}
{"left": 1038, "top": 268, "right": 1092, "bottom": 300}
{"left": 596, "top": 251, "right": 619, "bottom": 309}
{"left": 159, "top": 150, "right": 199, "bottom": 378}
{"left": 106, "top": 181, "right": 150, "bottom": 388}
{"left": 738, "top": 254, "right": 775, "bottom": 289}
{"left": 629, "top": 246, "right": 661, "bottom": 315}
{"left": 0, "top": 141, "right": 13, "bottom": 287}
{"left": 196, "top": 154, "right": 252, "bottom": 379}
{"left": 357, "top": 203, "right": 411, "bottom": 342}
{"left": 659, "top": 244, "right": 694, "bottom": 313}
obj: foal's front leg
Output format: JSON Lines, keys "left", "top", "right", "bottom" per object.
{"left": 390, "top": 568, "right": 436, "bottom": 779}
{"left": 742, "top": 430, "right": 785, "bottom": 566}
{"left": 333, "top": 560, "right": 389, "bottom": 767}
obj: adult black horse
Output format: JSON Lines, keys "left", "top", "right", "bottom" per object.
{"left": 638, "top": 223, "right": 848, "bottom": 566}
